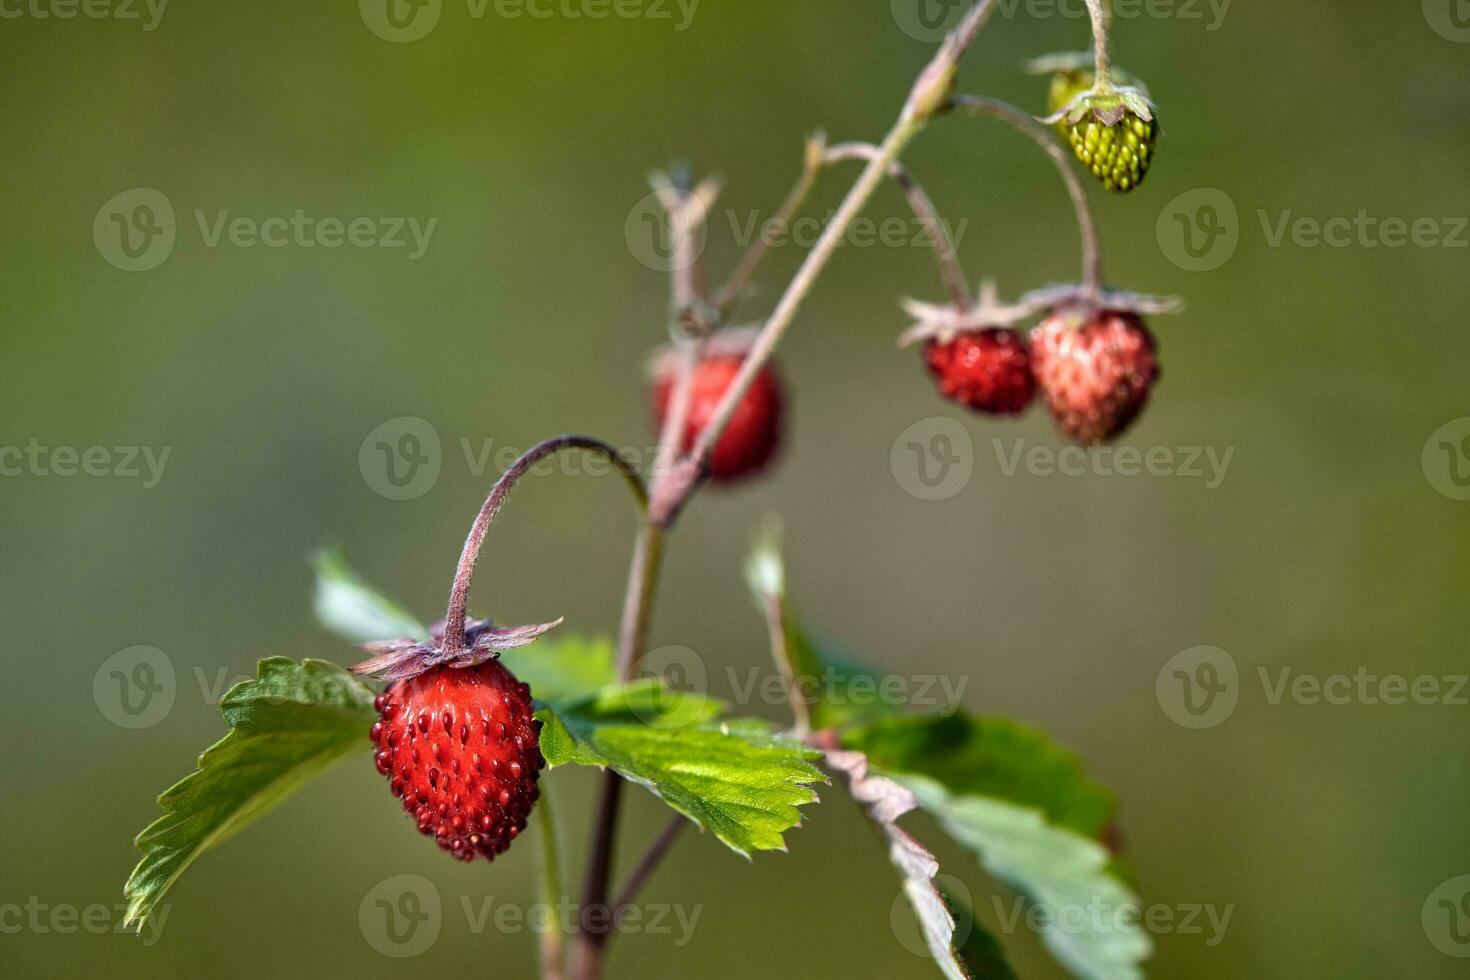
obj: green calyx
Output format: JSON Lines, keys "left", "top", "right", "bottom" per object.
{"left": 1047, "top": 83, "right": 1158, "bottom": 195}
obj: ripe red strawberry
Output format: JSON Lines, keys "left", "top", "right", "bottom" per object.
{"left": 371, "top": 661, "right": 543, "bottom": 863}
{"left": 922, "top": 328, "right": 1035, "bottom": 416}
{"left": 1030, "top": 311, "right": 1159, "bottom": 444}
{"left": 650, "top": 347, "right": 784, "bottom": 481}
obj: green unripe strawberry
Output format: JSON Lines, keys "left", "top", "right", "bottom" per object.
{"left": 1067, "top": 108, "right": 1156, "bottom": 194}
{"left": 1047, "top": 69, "right": 1092, "bottom": 120}
{"left": 1056, "top": 88, "right": 1158, "bottom": 195}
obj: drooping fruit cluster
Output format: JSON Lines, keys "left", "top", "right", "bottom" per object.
{"left": 1029, "top": 310, "right": 1159, "bottom": 444}
{"left": 650, "top": 339, "right": 785, "bottom": 482}
{"left": 371, "top": 661, "right": 544, "bottom": 863}
{"left": 922, "top": 328, "right": 1035, "bottom": 416}
{"left": 917, "top": 310, "right": 1159, "bottom": 445}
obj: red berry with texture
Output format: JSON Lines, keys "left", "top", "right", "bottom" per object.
{"left": 922, "top": 329, "right": 1036, "bottom": 416}
{"left": 1029, "top": 311, "right": 1159, "bottom": 445}
{"left": 651, "top": 354, "right": 784, "bottom": 481}
{"left": 371, "top": 661, "right": 543, "bottom": 863}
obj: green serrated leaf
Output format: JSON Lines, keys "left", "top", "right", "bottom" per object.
{"left": 536, "top": 684, "right": 823, "bottom": 856}
{"left": 827, "top": 749, "right": 1015, "bottom": 980}
{"left": 901, "top": 774, "right": 1151, "bottom": 980}
{"left": 843, "top": 713, "right": 1114, "bottom": 839}
{"left": 123, "top": 658, "right": 378, "bottom": 932}
{"left": 311, "top": 548, "right": 429, "bottom": 645}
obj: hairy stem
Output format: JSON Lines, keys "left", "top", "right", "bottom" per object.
{"left": 689, "top": 114, "right": 922, "bottom": 467}
{"left": 443, "top": 436, "right": 647, "bottom": 654}
{"left": 823, "top": 141, "right": 970, "bottom": 309}
{"left": 950, "top": 95, "right": 1104, "bottom": 297}
{"left": 611, "top": 817, "right": 686, "bottom": 917}
{"left": 713, "top": 136, "right": 825, "bottom": 318}
{"left": 759, "top": 588, "right": 811, "bottom": 738}
{"left": 1085, "top": 0, "right": 1112, "bottom": 84}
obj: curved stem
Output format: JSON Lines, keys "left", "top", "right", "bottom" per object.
{"left": 950, "top": 95, "right": 1104, "bottom": 298}
{"left": 1084, "top": 0, "right": 1112, "bottom": 84}
{"left": 442, "top": 436, "right": 648, "bottom": 654}
{"left": 824, "top": 142, "right": 969, "bottom": 309}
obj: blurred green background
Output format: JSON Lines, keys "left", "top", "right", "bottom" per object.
{"left": 3, "top": 0, "right": 1468, "bottom": 976}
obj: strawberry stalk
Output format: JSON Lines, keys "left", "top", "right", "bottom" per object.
{"left": 441, "top": 435, "right": 647, "bottom": 655}
{"left": 950, "top": 95, "right": 1105, "bottom": 304}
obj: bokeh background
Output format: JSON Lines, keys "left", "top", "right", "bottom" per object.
{"left": 3, "top": 0, "right": 1468, "bottom": 976}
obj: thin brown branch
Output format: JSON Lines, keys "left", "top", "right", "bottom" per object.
{"left": 949, "top": 95, "right": 1104, "bottom": 298}
{"left": 823, "top": 141, "right": 970, "bottom": 309}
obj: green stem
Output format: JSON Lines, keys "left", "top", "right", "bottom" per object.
{"left": 1084, "top": 0, "right": 1112, "bottom": 85}
{"left": 950, "top": 96, "right": 1104, "bottom": 297}
{"left": 536, "top": 787, "right": 566, "bottom": 980}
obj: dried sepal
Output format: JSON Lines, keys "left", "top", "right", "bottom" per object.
{"left": 899, "top": 280, "right": 1180, "bottom": 348}
{"left": 1042, "top": 84, "right": 1155, "bottom": 128}
{"left": 350, "top": 615, "right": 563, "bottom": 681}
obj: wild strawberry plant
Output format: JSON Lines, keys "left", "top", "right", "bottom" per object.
{"left": 123, "top": 3, "right": 1180, "bottom": 977}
